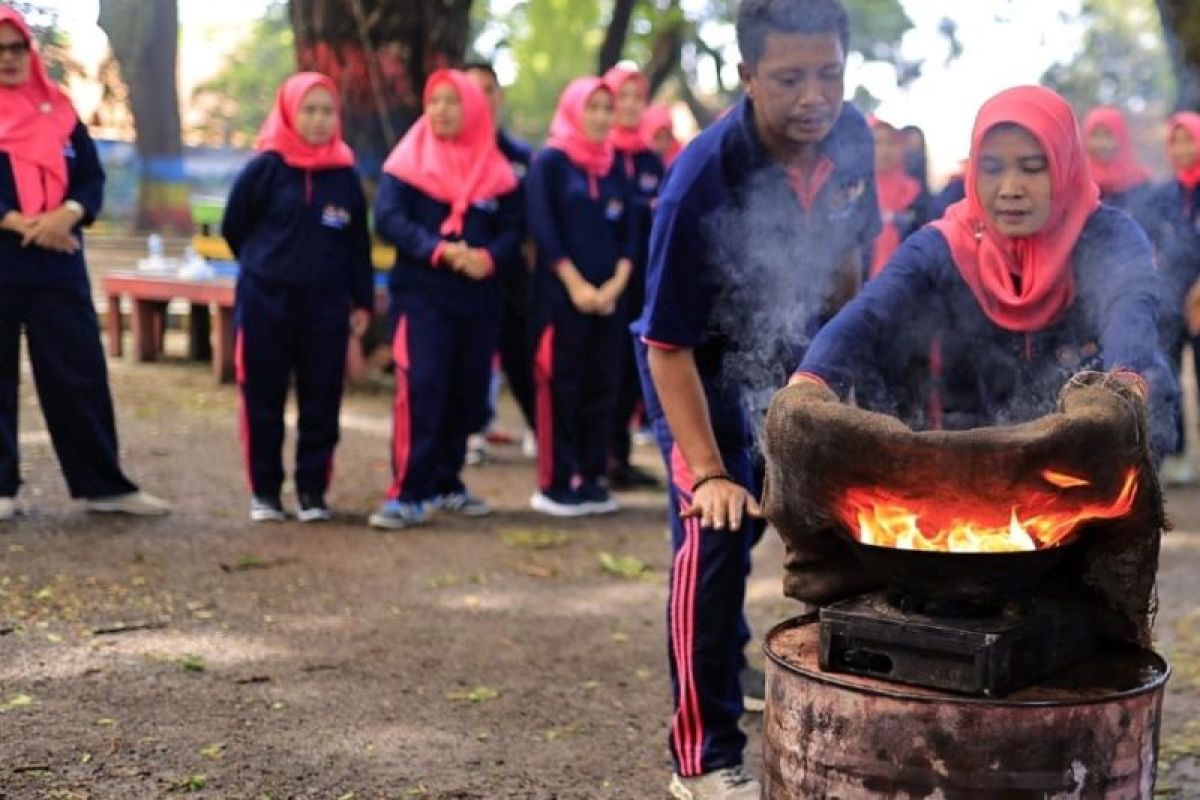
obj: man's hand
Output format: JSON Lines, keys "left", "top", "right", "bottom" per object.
{"left": 681, "top": 476, "right": 762, "bottom": 531}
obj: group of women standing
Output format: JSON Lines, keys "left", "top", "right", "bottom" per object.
{"left": 221, "top": 57, "right": 679, "bottom": 527}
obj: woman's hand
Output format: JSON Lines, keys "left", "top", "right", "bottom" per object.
{"left": 680, "top": 476, "right": 762, "bottom": 531}
{"left": 349, "top": 308, "right": 371, "bottom": 338}
{"left": 23, "top": 206, "right": 81, "bottom": 253}
{"left": 1, "top": 210, "right": 31, "bottom": 236}
{"left": 456, "top": 249, "right": 493, "bottom": 281}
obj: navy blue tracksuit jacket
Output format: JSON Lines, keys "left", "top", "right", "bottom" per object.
{"left": 526, "top": 148, "right": 638, "bottom": 494}
{"left": 0, "top": 120, "right": 138, "bottom": 499}
{"left": 375, "top": 174, "right": 522, "bottom": 503}
{"left": 221, "top": 151, "right": 373, "bottom": 498}
{"left": 798, "top": 207, "right": 1177, "bottom": 457}
{"left": 634, "top": 97, "right": 881, "bottom": 776}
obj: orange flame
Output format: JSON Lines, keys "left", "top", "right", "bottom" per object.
{"left": 836, "top": 468, "right": 1138, "bottom": 553}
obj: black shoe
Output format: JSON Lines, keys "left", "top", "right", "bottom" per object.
{"left": 608, "top": 462, "right": 660, "bottom": 489}
{"left": 740, "top": 665, "right": 765, "bottom": 713}
{"left": 296, "top": 492, "right": 331, "bottom": 523}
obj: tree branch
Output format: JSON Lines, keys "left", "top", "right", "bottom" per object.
{"left": 597, "top": 0, "right": 637, "bottom": 74}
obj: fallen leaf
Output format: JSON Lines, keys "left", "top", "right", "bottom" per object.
{"left": 598, "top": 552, "right": 647, "bottom": 579}
{"left": 445, "top": 686, "right": 500, "bottom": 703}
{"left": 199, "top": 743, "right": 224, "bottom": 759}
{"left": 176, "top": 654, "right": 207, "bottom": 672}
{"left": 500, "top": 529, "right": 569, "bottom": 550}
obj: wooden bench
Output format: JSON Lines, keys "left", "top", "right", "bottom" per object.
{"left": 102, "top": 271, "right": 237, "bottom": 382}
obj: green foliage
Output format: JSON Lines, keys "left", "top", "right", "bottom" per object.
{"left": 191, "top": 1, "right": 296, "bottom": 146}
{"left": 1042, "top": 0, "right": 1175, "bottom": 112}
{"left": 500, "top": 0, "right": 605, "bottom": 141}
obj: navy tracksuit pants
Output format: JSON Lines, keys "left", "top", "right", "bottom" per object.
{"left": 633, "top": 338, "right": 763, "bottom": 777}
{"left": 533, "top": 304, "right": 622, "bottom": 493}
{"left": 388, "top": 294, "right": 499, "bottom": 503}
{"left": 0, "top": 280, "right": 138, "bottom": 498}
{"left": 234, "top": 272, "right": 350, "bottom": 498}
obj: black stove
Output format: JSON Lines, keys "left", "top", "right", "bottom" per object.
{"left": 819, "top": 591, "right": 1097, "bottom": 696}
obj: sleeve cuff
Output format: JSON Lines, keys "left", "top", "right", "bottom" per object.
{"left": 791, "top": 371, "right": 830, "bottom": 388}
{"left": 1111, "top": 368, "right": 1150, "bottom": 399}
{"left": 641, "top": 336, "right": 685, "bottom": 352}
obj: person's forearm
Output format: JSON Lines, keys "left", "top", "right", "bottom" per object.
{"left": 648, "top": 346, "right": 725, "bottom": 479}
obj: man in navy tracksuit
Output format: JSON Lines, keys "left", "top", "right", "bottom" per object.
{"left": 633, "top": 1, "right": 879, "bottom": 795}
{"left": 465, "top": 62, "right": 537, "bottom": 447}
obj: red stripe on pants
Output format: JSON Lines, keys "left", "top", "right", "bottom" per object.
{"left": 533, "top": 325, "right": 555, "bottom": 491}
{"left": 387, "top": 316, "right": 412, "bottom": 499}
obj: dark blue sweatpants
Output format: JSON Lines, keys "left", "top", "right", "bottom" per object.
{"left": 234, "top": 272, "right": 350, "bottom": 498}
{"left": 633, "top": 337, "right": 763, "bottom": 777}
{"left": 533, "top": 304, "right": 623, "bottom": 493}
{"left": 387, "top": 294, "right": 500, "bottom": 503}
{"left": 0, "top": 279, "right": 138, "bottom": 498}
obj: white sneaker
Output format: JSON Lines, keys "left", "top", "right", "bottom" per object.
{"left": 669, "top": 766, "right": 761, "bottom": 800}
{"left": 85, "top": 491, "right": 171, "bottom": 516}
{"left": 249, "top": 495, "right": 287, "bottom": 523}
{"left": 0, "top": 497, "right": 14, "bottom": 522}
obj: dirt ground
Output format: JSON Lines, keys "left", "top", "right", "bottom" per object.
{"left": 3, "top": 333, "right": 1200, "bottom": 798}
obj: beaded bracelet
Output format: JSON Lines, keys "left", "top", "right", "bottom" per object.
{"left": 691, "top": 472, "right": 737, "bottom": 492}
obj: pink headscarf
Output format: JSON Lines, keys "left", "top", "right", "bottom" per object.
{"left": 932, "top": 86, "right": 1100, "bottom": 333}
{"left": 0, "top": 8, "right": 78, "bottom": 215}
{"left": 254, "top": 72, "right": 355, "bottom": 170}
{"left": 641, "top": 103, "right": 681, "bottom": 166}
{"left": 382, "top": 69, "right": 517, "bottom": 236}
{"left": 869, "top": 117, "right": 922, "bottom": 278}
{"left": 546, "top": 77, "right": 615, "bottom": 199}
{"left": 1081, "top": 107, "right": 1149, "bottom": 196}
{"left": 1169, "top": 112, "right": 1200, "bottom": 193}
{"left": 603, "top": 65, "right": 650, "bottom": 167}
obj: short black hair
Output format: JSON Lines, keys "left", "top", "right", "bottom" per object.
{"left": 462, "top": 61, "right": 497, "bottom": 81}
{"left": 736, "top": 0, "right": 850, "bottom": 68}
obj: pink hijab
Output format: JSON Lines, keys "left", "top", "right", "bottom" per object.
{"left": 931, "top": 86, "right": 1100, "bottom": 333}
{"left": 382, "top": 69, "right": 517, "bottom": 236}
{"left": 0, "top": 8, "right": 78, "bottom": 215}
{"left": 254, "top": 72, "right": 355, "bottom": 170}
{"left": 546, "top": 77, "right": 615, "bottom": 199}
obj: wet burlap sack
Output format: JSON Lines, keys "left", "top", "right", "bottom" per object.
{"left": 761, "top": 371, "right": 1164, "bottom": 646}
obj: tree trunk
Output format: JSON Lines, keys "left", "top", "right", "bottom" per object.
{"left": 597, "top": 0, "right": 637, "bottom": 74}
{"left": 288, "top": 0, "right": 473, "bottom": 172}
{"left": 98, "top": 0, "right": 191, "bottom": 233}
{"left": 1157, "top": 0, "right": 1200, "bottom": 110}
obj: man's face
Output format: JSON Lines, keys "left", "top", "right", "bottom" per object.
{"left": 465, "top": 68, "right": 502, "bottom": 121}
{"left": 739, "top": 31, "right": 846, "bottom": 149}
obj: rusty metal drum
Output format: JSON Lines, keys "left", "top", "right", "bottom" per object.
{"left": 764, "top": 615, "right": 1169, "bottom": 799}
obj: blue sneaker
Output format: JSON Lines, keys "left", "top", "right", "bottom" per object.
{"left": 368, "top": 499, "right": 429, "bottom": 530}
{"left": 430, "top": 490, "right": 491, "bottom": 517}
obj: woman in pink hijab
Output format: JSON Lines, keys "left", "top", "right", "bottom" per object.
{"left": 527, "top": 77, "right": 638, "bottom": 517}
{"left": 221, "top": 72, "right": 374, "bottom": 523}
{"left": 0, "top": 7, "right": 169, "bottom": 521}
{"left": 368, "top": 69, "right": 521, "bottom": 530}
{"left": 793, "top": 86, "right": 1174, "bottom": 457}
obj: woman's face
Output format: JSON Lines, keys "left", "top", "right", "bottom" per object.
{"left": 295, "top": 87, "right": 337, "bottom": 146}
{"left": 873, "top": 125, "right": 903, "bottom": 173}
{"left": 651, "top": 127, "right": 674, "bottom": 157}
{"left": 582, "top": 89, "right": 614, "bottom": 143}
{"left": 614, "top": 78, "right": 646, "bottom": 129}
{"left": 1085, "top": 124, "right": 1118, "bottom": 164}
{"left": 0, "top": 23, "right": 31, "bottom": 87}
{"left": 427, "top": 82, "right": 464, "bottom": 139}
{"left": 1169, "top": 126, "right": 1199, "bottom": 172}
{"left": 975, "top": 124, "right": 1053, "bottom": 237}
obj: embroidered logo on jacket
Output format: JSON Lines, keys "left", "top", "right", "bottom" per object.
{"left": 605, "top": 199, "right": 625, "bottom": 221}
{"left": 638, "top": 172, "right": 660, "bottom": 193}
{"left": 321, "top": 204, "right": 351, "bottom": 229}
